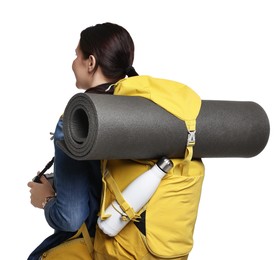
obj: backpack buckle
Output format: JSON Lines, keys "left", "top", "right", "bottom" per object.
{"left": 187, "top": 130, "right": 196, "bottom": 146}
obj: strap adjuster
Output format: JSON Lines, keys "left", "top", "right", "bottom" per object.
{"left": 187, "top": 130, "right": 196, "bottom": 146}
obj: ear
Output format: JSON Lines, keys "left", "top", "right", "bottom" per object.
{"left": 88, "top": 55, "right": 96, "bottom": 73}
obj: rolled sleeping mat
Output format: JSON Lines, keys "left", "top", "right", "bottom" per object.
{"left": 194, "top": 100, "right": 270, "bottom": 158}
{"left": 57, "top": 93, "right": 270, "bottom": 160}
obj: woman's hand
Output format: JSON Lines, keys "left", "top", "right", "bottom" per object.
{"left": 27, "top": 173, "right": 56, "bottom": 209}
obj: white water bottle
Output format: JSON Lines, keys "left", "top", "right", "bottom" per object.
{"left": 97, "top": 157, "right": 173, "bottom": 237}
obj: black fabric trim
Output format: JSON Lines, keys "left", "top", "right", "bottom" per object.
{"left": 85, "top": 83, "right": 115, "bottom": 95}
{"left": 134, "top": 211, "right": 146, "bottom": 235}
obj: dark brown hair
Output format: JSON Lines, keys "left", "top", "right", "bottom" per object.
{"left": 79, "top": 22, "right": 137, "bottom": 81}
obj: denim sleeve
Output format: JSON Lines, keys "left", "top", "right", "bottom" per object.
{"left": 44, "top": 118, "right": 100, "bottom": 232}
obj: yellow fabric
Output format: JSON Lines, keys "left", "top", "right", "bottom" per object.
{"left": 94, "top": 220, "right": 149, "bottom": 259}
{"left": 41, "top": 223, "right": 94, "bottom": 259}
{"left": 95, "top": 159, "right": 204, "bottom": 259}
{"left": 94, "top": 221, "right": 189, "bottom": 260}
{"left": 145, "top": 159, "right": 204, "bottom": 257}
{"left": 95, "top": 75, "right": 204, "bottom": 259}
{"left": 114, "top": 75, "right": 201, "bottom": 132}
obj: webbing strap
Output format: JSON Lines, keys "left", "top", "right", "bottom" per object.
{"left": 105, "top": 172, "right": 140, "bottom": 221}
{"left": 68, "top": 222, "right": 93, "bottom": 257}
{"left": 186, "top": 146, "right": 193, "bottom": 161}
{"left": 80, "top": 223, "right": 94, "bottom": 257}
{"left": 99, "top": 160, "right": 111, "bottom": 220}
{"left": 185, "top": 120, "right": 195, "bottom": 160}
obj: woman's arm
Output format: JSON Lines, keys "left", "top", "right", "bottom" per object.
{"left": 43, "top": 118, "right": 92, "bottom": 232}
{"left": 44, "top": 149, "right": 91, "bottom": 232}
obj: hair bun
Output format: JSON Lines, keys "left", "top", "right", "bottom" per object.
{"left": 125, "top": 66, "right": 138, "bottom": 77}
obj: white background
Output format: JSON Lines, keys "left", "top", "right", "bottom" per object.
{"left": 0, "top": 0, "right": 279, "bottom": 259}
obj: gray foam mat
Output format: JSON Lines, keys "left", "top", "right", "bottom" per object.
{"left": 58, "top": 93, "right": 270, "bottom": 160}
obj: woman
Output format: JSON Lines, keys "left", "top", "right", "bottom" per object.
{"left": 27, "top": 22, "right": 138, "bottom": 260}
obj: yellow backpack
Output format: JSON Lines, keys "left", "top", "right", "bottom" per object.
{"left": 93, "top": 76, "right": 205, "bottom": 260}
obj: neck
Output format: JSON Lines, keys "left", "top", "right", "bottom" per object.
{"left": 89, "top": 67, "right": 111, "bottom": 88}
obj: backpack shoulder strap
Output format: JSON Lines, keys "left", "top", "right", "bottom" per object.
{"left": 69, "top": 222, "right": 93, "bottom": 257}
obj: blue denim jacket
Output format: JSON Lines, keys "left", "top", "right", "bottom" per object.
{"left": 27, "top": 117, "right": 102, "bottom": 260}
